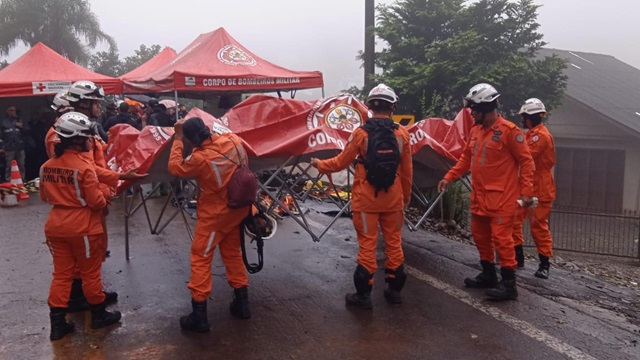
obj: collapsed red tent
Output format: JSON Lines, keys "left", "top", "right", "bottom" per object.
{"left": 122, "top": 28, "right": 323, "bottom": 93}
{"left": 105, "top": 95, "right": 474, "bottom": 193}
{"left": 0, "top": 42, "right": 122, "bottom": 97}
{"left": 119, "top": 47, "right": 178, "bottom": 81}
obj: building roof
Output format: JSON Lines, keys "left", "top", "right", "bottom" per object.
{"left": 539, "top": 48, "right": 640, "bottom": 136}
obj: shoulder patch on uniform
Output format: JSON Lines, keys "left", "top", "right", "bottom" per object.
{"left": 532, "top": 135, "right": 539, "bottom": 142}
{"left": 516, "top": 134, "right": 524, "bottom": 143}
{"left": 348, "top": 133, "right": 354, "bottom": 142}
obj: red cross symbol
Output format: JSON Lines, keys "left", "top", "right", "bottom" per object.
{"left": 36, "top": 83, "right": 47, "bottom": 92}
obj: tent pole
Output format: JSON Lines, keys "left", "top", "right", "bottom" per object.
{"left": 174, "top": 90, "right": 179, "bottom": 121}
{"left": 322, "top": 87, "right": 325, "bottom": 98}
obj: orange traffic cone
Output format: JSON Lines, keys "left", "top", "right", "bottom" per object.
{"left": 9, "top": 160, "right": 29, "bottom": 201}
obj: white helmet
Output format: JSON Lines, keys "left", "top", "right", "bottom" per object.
{"left": 244, "top": 212, "right": 277, "bottom": 240}
{"left": 518, "top": 98, "right": 546, "bottom": 115}
{"left": 66, "top": 80, "right": 105, "bottom": 102}
{"left": 53, "top": 112, "right": 95, "bottom": 138}
{"left": 367, "top": 83, "right": 399, "bottom": 104}
{"left": 51, "top": 91, "right": 73, "bottom": 112}
{"left": 464, "top": 83, "right": 501, "bottom": 106}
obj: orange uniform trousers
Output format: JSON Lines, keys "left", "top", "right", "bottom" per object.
{"left": 352, "top": 211, "right": 405, "bottom": 280}
{"left": 472, "top": 214, "right": 517, "bottom": 269}
{"left": 189, "top": 225, "right": 249, "bottom": 302}
{"left": 46, "top": 235, "right": 106, "bottom": 308}
{"left": 512, "top": 201, "right": 553, "bottom": 258}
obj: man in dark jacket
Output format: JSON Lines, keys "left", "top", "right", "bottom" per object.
{"left": 0, "top": 105, "right": 29, "bottom": 181}
{"left": 148, "top": 99, "right": 174, "bottom": 127}
{"left": 104, "top": 102, "right": 140, "bottom": 132}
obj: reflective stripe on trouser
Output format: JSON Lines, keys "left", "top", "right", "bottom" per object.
{"left": 188, "top": 226, "right": 249, "bottom": 302}
{"left": 46, "top": 235, "right": 106, "bottom": 308}
{"left": 352, "top": 211, "right": 405, "bottom": 277}
{"left": 471, "top": 214, "right": 517, "bottom": 269}
{"left": 513, "top": 202, "right": 553, "bottom": 258}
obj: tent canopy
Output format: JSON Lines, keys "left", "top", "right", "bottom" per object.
{"left": 0, "top": 42, "right": 122, "bottom": 97}
{"left": 119, "top": 47, "right": 177, "bottom": 80}
{"left": 123, "top": 27, "right": 323, "bottom": 94}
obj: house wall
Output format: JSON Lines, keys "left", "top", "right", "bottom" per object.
{"left": 547, "top": 96, "right": 640, "bottom": 211}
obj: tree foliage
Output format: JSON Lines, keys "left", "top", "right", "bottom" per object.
{"left": 363, "top": 0, "right": 567, "bottom": 120}
{"left": 121, "top": 44, "right": 162, "bottom": 74}
{"left": 0, "top": 0, "right": 116, "bottom": 66}
{"left": 0, "top": 60, "right": 9, "bottom": 70}
{"left": 89, "top": 44, "right": 161, "bottom": 77}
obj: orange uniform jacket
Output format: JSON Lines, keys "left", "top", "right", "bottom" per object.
{"left": 168, "top": 134, "right": 251, "bottom": 232}
{"left": 526, "top": 124, "right": 556, "bottom": 202}
{"left": 444, "top": 116, "right": 535, "bottom": 217}
{"left": 45, "top": 127, "right": 119, "bottom": 188}
{"left": 317, "top": 123, "right": 413, "bottom": 212}
{"left": 40, "top": 150, "right": 108, "bottom": 238}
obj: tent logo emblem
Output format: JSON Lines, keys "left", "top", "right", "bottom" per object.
{"left": 307, "top": 94, "right": 365, "bottom": 132}
{"left": 217, "top": 45, "right": 257, "bottom": 66}
{"left": 185, "top": 76, "right": 196, "bottom": 86}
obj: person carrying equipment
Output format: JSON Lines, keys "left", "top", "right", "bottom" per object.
{"left": 311, "top": 84, "right": 413, "bottom": 309}
{"left": 168, "top": 117, "right": 254, "bottom": 332}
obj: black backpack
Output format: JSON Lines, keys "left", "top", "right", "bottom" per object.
{"left": 360, "top": 118, "right": 400, "bottom": 195}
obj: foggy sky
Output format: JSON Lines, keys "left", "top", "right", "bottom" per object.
{"left": 4, "top": 0, "right": 639, "bottom": 99}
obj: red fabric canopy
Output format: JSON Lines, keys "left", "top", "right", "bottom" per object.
{"left": 0, "top": 42, "right": 122, "bottom": 97}
{"left": 122, "top": 28, "right": 323, "bottom": 93}
{"left": 119, "top": 47, "right": 177, "bottom": 80}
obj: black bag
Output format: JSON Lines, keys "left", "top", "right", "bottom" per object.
{"left": 212, "top": 136, "right": 258, "bottom": 209}
{"left": 360, "top": 118, "right": 400, "bottom": 195}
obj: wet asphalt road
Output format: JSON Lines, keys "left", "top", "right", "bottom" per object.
{"left": 1, "top": 197, "right": 639, "bottom": 360}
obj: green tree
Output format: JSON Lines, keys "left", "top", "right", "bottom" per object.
{"left": 121, "top": 44, "right": 162, "bottom": 74}
{"left": 367, "top": 0, "right": 567, "bottom": 120}
{"left": 90, "top": 49, "right": 123, "bottom": 77}
{"left": 0, "top": 0, "right": 115, "bottom": 66}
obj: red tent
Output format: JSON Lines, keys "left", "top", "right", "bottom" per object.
{"left": 0, "top": 42, "right": 122, "bottom": 97}
{"left": 122, "top": 28, "right": 323, "bottom": 93}
{"left": 119, "top": 47, "right": 177, "bottom": 80}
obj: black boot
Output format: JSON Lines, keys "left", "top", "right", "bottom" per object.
{"left": 67, "top": 279, "right": 89, "bottom": 313}
{"left": 180, "top": 299, "right": 210, "bottom": 332}
{"left": 384, "top": 265, "right": 407, "bottom": 304}
{"left": 464, "top": 261, "right": 498, "bottom": 288}
{"left": 90, "top": 302, "right": 122, "bottom": 329}
{"left": 345, "top": 265, "right": 373, "bottom": 309}
{"left": 485, "top": 268, "right": 518, "bottom": 300}
{"left": 534, "top": 254, "right": 550, "bottom": 279}
{"left": 230, "top": 287, "right": 251, "bottom": 319}
{"left": 49, "top": 307, "right": 75, "bottom": 341}
{"left": 67, "top": 279, "right": 118, "bottom": 313}
{"left": 515, "top": 245, "right": 525, "bottom": 269}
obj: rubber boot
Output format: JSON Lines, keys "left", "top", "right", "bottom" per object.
{"left": 515, "top": 245, "right": 525, "bottom": 269}
{"left": 464, "top": 261, "right": 498, "bottom": 288}
{"left": 534, "top": 254, "right": 550, "bottom": 279}
{"left": 345, "top": 265, "right": 373, "bottom": 309}
{"left": 49, "top": 307, "right": 75, "bottom": 341}
{"left": 180, "top": 299, "right": 210, "bottom": 332}
{"left": 90, "top": 302, "right": 122, "bottom": 329}
{"left": 384, "top": 264, "right": 407, "bottom": 304}
{"left": 230, "top": 287, "right": 251, "bottom": 319}
{"left": 485, "top": 268, "right": 518, "bottom": 300}
{"left": 67, "top": 279, "right": 118, "bottom": 313}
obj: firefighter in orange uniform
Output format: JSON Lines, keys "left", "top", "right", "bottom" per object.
{"left": 168, "top": 117, "right": 252, "bottom": 332}
{"left": 310, "top": 84, "right": 413, "bottom": 309}
{"left": 41, "top": 112, "right": 121, "bottom": 341}
{"left": 46, "top": 84, "right": 146, "bottom": 313}
{"left": 438, "top": 83, "right": 535, "bottom": 300}
{"left": 512, "top": 98, "right": 556, "bottom": 279}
